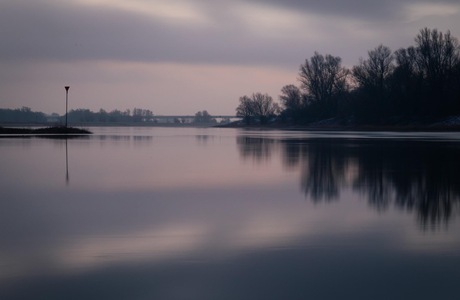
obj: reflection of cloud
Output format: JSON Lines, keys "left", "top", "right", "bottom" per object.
{"left": 5, "top": 184, "right": 459, "bottom": 286}
{"left": 4, "top": 131, "right": 460, "bottom": 299}
{"left": 58, "top": 224, "right": 210, "bottom": 270}
{"left": 401, "top": 224, "right": 460, "bottom": 254}
{"left": 0, "top": 186, "right": 408, "bottom": 281}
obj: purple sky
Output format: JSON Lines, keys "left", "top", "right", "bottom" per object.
{"left": 1, "top": 0, "right": 459, "bottom": 115}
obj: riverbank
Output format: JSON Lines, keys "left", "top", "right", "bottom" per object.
{"left": 219, "top": 123, "right": 460, "bottom": 131}
{"left": 218, "top": 116, "right": 460, "bottom": 132}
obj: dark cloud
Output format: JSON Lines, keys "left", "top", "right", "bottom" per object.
{"left": 0, "top": 0, "right": 459, "bottom": 68}
{"left": 246, "top": 0, "right": 401, "bottom": 20}
{"left": 244, "top": 0, "right": 460, "bottom": 20}
{"left": 0, "top": 0, "right": 308, "bottom": 67}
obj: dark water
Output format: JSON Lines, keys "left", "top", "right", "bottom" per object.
{"left": 1, "top": 127, "right": 460, "bottom": 300}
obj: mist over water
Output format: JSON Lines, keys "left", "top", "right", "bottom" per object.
{"left": 1, "top": 127, "right": 460, "bottom": 299}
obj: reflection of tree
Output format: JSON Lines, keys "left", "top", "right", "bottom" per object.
{"left": 372, "top": 142, "right": 459, "bottom": 229}
{"left": 65, "top": 138, "right": 69, "bottom": 185}
{"left": 196, "top": 135, "right": 211, "bottom": 145}
{"left": 352, "top": 142, "right": 397, "bottom": 211}
{"left": 281, "top": 140, "right": 304, "bottom": 169}
{"left": 237, "top": 135, "right": 460, "bottom": 229}
{"left": 236, "top": 136, "right": 277, "bottom": 163}
{"left": 291, "top": 140, "right": 347, "bottom": 202}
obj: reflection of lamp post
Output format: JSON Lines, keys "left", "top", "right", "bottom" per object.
{"left": 65, "top": 138, "right": 69, "bottom": 185}
{"left": 65, "top": 86, "right": 70, "bottom": 128}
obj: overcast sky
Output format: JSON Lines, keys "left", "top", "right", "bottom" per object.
{"left": 1, "top": 0, "right": 459, "bottom": 115}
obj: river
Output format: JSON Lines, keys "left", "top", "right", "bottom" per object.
{"left": 1, "top": 127, "right": 460, "bottom": 299}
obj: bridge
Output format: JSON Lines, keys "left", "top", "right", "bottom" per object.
{"left": 152, "top": 115, "right": 239, "bottom": 119}
{"left": 147, "top": 115, "right": 241, "bottom": 123}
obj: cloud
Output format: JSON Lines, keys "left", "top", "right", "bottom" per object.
{"left": 1, "top": 0, "right": 457, "bottom": 65}
{"left": 1, "top": 0, "right": 459, "bottom": 69}
{"left": 76, "top": 0, "right": 210, "bottom": 24}
{"left": 404, "top": 2, "right": 460, "bottom": 22}
{"left": 244, "top": 0, "right": 460, "bottom": 20}
{"left": 1, "top": 0, "right": 460, "bottom": 113}
{"left": 0, "top": 0, "right": 307, "bottom": 67}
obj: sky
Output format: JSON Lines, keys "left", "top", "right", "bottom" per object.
{"left": 1, "top": 0, "right": 459, "bottom": 115}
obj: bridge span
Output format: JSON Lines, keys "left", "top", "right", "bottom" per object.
{"left": 152, "top": 115, "right": 239, "bottom": 119}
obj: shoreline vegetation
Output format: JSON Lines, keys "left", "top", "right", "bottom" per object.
{"left": 235, "top": 28, "right": 460, "bottom": 129}
{"left": 0, "top": 126, "right": 92, "bottom": 136}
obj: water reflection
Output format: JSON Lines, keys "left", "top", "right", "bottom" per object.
{"left": 196, "top": 134, "right": 210, "bottom": 145}
{"left": 237, "top": 136, "right": 277, "bottom": 163}
{"left": 237, "top": 136, "right": 460, "bottom": 229}
{"left": 2, "top": 129, "right": 460, "bottom": 299}
{"left": 65, "top": 138, "right": 69, "bottom": 184}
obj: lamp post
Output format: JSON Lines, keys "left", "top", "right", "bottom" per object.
{"left": 65, "top": 86, "right": 70, "bottom": 128}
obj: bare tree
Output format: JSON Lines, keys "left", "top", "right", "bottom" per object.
{"left": 299, "top": 52, "right": 349, "bottom": 115}
{"left": 414, "top": 28, "right": 460, "bottom": 88}
{"left": 279, "top": 84, "right": 304, "bottom": 122}
{"left": 394, "top": 46, "right": 418, "bottom": 75}
{"left": 236, "top": 93, "right": 280, "bottom": 124}
{"left": 391, "top": 46, "right": 421, "bottom": 115}
{"left": 236, "top": 95, "right": 254, "bottom": 123}
{"left": 415, "top": 28, "right": 460, "bottom": 76}
{"left": 412, "top": 28, "right": 460, "bottom": 115}
{"left": 280, "top": 85, "right": 303, "bottom": 111}
{"left": 353, "top": 45, "right": 394, "bottom": 90}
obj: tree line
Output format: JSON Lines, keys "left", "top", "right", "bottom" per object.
{"left": 0, "top": 107, "right": 224, "bottom": 125}
{"left": 0, "top": 107, "right": 47, "bottom": 124}
{"left": 236, "top": 28, "right": 460, "bottom": 125}
{"left": 69, "top": 109, "right": 221, "bottom": 124}
{"left": 67, "top": 108, "right": 154, "bottom": 123}
{"left": 0, "top": 107, "right": 155, "bottom": 124}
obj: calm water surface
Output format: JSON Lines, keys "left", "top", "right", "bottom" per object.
{"left": 1, "top": 127, "right": 460, "bottom": 299}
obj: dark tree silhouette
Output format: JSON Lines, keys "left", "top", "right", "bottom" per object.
{"left": 299, "top": 52, "right": 349, "bottom": 118}
{"left": 353, "top": 45, "right": 394, "bottom": 91}
{"left": 234, "top": 27, "right": 460, "bottom": 126}
{"left": 236, "top": 93, "right": 280, "bottom": 124}
{"left": 352, "top": 45, "right": 395, "bottom": 121}
{"left": 236, "top": 95, "right": 254, "bottom": 124}
{"left": 279, "top": 85, "right": 305, "bottom": 123}
{"left": 0, "top": 107, "right": 47, "bottom": 124}
{"left": 389, "top": 46, "right": 422, "bottom": 116}
{"left": 413, "top": 28, "right": 460, "bottom": 116}
{"left": 415, "top": 28, "right": 459, "bottom": 86}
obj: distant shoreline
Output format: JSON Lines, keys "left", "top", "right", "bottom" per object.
{"left": 0, "top": 122, "right": 220, "bottom": 128}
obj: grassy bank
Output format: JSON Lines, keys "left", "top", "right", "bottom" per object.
{"left": 0, "top": 126, "right": 92, "bottom": 135}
